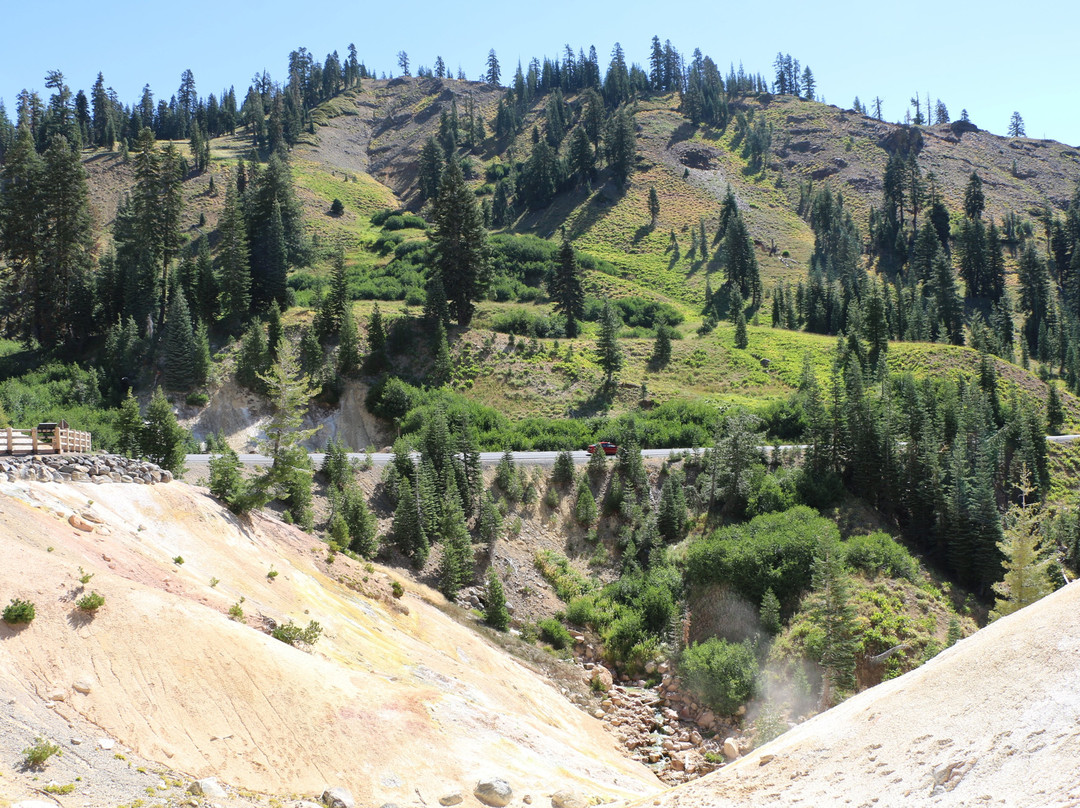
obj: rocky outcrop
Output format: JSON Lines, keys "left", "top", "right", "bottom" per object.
{"left": 0, "top": 454, "right": 172, "bottom": 485}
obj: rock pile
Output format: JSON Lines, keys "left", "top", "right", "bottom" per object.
{"left": 0, "top": 454, "right": 173, "bottom": 485}
{"left": 581, "top": 659, "right": 750, "bottom": 786}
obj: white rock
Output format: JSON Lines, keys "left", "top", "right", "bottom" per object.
{"left": 550, "top": 790, "right": 588, "bottom": 808}
{"left": 97, "top": 737, "right": 115, "bottom": 750}
{"left": 438, "top": 793, "right": 463, "bottom": 806}
{"left": 73, "top": 677, "right": 94, "bottom": 694}
{"left": 189, "top": 778, "right": 227, "bottom": 798}
{"left": 723, "top": 737, "right": 740, "bottom": 760}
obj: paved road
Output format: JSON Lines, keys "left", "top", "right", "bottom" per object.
{"left": 186, "top": 435, "right": 1080, "bottom": 469}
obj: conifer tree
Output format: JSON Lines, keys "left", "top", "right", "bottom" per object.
{"left": 657, "top": 473, "right": 687, "bottom": 542}
{"left": 236, "top": 320, "right": 270, "bottom": 393}
{"left": 478, "top": 491, "right": 503, "bottom": 547}
{"left": 439, "top": 489, "right": 473, "bottom": 600}
{"left": 597, "top": 300, "right": 623, "bottom": 386}
{"left": 393, "top": 476, "right": 428, "bottom": 566}
{"left": 651, "top": 325, "right": 672, "bottom": 367}
{"left": 991, "top": 471, "right": 1052, "bottom": 618}
{"left": 365, "top": 303, "right": 388, "bottom": 372}
{"left": 218, "top": 180, "right": 251, "bottom": 330}
{"left": 574, "top": 474, "right": 598, "bottom": 526}
{"left": 337, "top": 307, "right": 361, "bottom": 377}
{"left": 809, "top": 544, "right": 857, "bottom": 707}
{"left": 549, "top": 234, "right": 585, "bottom": 336}
{"left": 484, "top": 568, "right": 510, "bottom": 630}
{"left": 734, "top": 310, "right": 748, "bottom": 349}
{"left": 142, "top": 388, "right": 188, "bottom": 475}
{"left": 552, "top": 450, "right": 575, "bottom": 487}
{"left": 163, "top": 290, "right": 197, "bottom": 390}
{"left": 116, "top": 391, "right": 144, "bottom": 459}
{"left": 648, "top": 186, "right": 660, "bottom": 227}
{"left": 256, "top": 340, "right": 321, "bottom": 528}
{"left": 424, "top": 273, "right": 451, "bottom": 328}
{"left": 432, "top": 158, "right": 488, "bottom": 325}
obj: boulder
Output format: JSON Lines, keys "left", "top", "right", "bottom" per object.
{"left": 68, "top": 513, "right": 94, "bottom": 532}
{"left": 73, "top": 677, "right": 94, "bottom": 694}
{"left": 474, "top": 778, "right": 513, "bottom": 807}
{"left": 589, "top": 665, "right": 613, "bottom": 691}
{"left": 188, "top": 778, "right": 227, "bottom": 798}
{"left": 723, "top": 737, "right": 740, "bottom": 760}
{"left": 322, "top": 787, "right": 356, "bottom": 808}
{"left": 439, "top": 794, "right": 463, "bottom": 806}
{"left": 550, "top": 790, "right": 588, "bottom": 808}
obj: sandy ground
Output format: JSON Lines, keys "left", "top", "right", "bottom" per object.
{"left": 0, "top": 478, "right": 662, "bottom": 808}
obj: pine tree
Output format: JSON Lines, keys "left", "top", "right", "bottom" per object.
{"left": 337, "top": 306, "right": 361, "bottom": 377}
{"left": 656, "top": 473, "right": 687, "bottom": 542}
{"left": 1007, "top": 111, "right": 1026, "bottom": 138}
{"left": 734, "top": 310, "right": 748, "bottom": 349}
{"left": 439, "top": 489, "right": 473, "bottom": 600}
{"left": 484, "top": 568, "right": 510, "bottom": 630}
{"left": 648, "top": 186, "right": 660, "bottom": 227}
{"left": 549, "top": 234, "right": 585, "bottom": 336}
{"left": 423, "top": 272, "right": 451, "bottom": 328}
{"left": 552, "top": 450, "right": 575, "bottom": 487}
{"left": 116, "top": 391, "right": 144, "bottom": 459}
{"left": 991, "top": 471, "right": 1052, "bottom": 618}
{"left": 209, "top": 444, "right": 249, "bottom": 512}
{"left": 597, "top": 300, "right": 623, "bottom": 386}
{"left": 163, "top": 290, "right": 197, "bottom": 390}
{"left": 604, "top": 106, "right": 636, "bottom": 188}
{"left": 365, "top": 303, "right": 388, "bottom": 372}
{"left": 1047, "top": 383, "right": 1064, "bottom": 435}
{"left": 574, "top": 474, "right": 598, "bottom": 526}
{"left": 256, "top": 340, "right": 321, "bottom": 527}
{"left": 218, "top": 179, "right": 251, "bottom": 330}
{"left": 393, "top": 476, "right": 428, "bottom": 566}
{"left": 236, "top": 320, "right": 270, "bottom": 393}
{"left": 142, "top": 388, "right": 188, "bottom": 475}
{"left": 432, "top": 158, "right": 488, "bottom": 325}
{"left": 810, "top": 543, "right": 857, "bottom": 707}
{"left": 651, "top": 325, "right": 672, "bottom": 366}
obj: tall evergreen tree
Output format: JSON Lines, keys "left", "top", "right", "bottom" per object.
{"left": 596, "top": 300, "right": 623, "bottom": 386}
{"left": 163, "top": 290, "right": 197, "bottom": 390}
{"left": 218, "top": 179, "right": 251, "bottom": 330}
{"left": 549, "top": 234, "right": 585, "bottom": 336}
{"left": 809, "top": 544, "right": 857, "bottom": 707}
{"left": 432, "top": 158, "right": 489, "bottom": 325}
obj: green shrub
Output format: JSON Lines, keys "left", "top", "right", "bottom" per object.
{"left": 844, "top": 532, "right": 918, "bottom": 581}
{"left": 76, "top": 592, "right": 105, "bottom": 613}
{"left": 686, "top": 506, "right": 839, "bottom": 614}
{"left": 537, "top": 617, "right": 573, "bottom": 650}
{"left": 3, "top": 598, "right": 35, "bottom": 624}
{"left": 22, "top": 737, "right": 62, "bottom": 767}
{"left": 271, "top": 619, "right": 323, "bottom": 647}
{"left": 391, "top": 581, "right": 404, "bottom": 598}
{"left": 680, "top": 638, "right": 758, "bottom": 715}
{"left": 185, "top": 392, "right": 209, "bottom": 407}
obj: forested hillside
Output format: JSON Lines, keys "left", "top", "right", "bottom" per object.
{"left": 2, "top": 37, "right": 1079, "bottom": 759}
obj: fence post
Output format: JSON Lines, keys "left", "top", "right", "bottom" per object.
{"left": 31, "top": 427, "right": 37, "bottom": 455}
{"left": 5, "top": 426, "right": 10, "bottom": 455}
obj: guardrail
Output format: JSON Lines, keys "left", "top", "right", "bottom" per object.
{"left": 2, "top": 422, "right": 92, "bottom": 455}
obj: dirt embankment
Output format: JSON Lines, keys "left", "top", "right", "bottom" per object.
{"left": 0, "top": 478, "right": 662, "bottom": 807}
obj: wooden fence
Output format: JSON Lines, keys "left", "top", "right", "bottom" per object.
{"left": 2, "top": 422, "right": 92, "bottom": 455}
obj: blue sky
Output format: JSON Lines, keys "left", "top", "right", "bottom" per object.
{"left": 3, "top": 0, "right": 1079, "bottom": 147}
